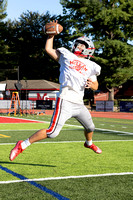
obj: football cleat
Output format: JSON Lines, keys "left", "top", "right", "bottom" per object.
{"left": 84, "top": 142, "right": 102, "bottom": 154}
{"left": 9, "top": 140, "right": 24, "bottom": 161}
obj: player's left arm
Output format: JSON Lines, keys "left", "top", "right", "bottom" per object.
{"left": 85, "top": 79, "right": 98, "bottom": 91}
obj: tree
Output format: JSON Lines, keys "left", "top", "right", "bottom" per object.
{"left": 60, "top": 0, "right": 133, "bottom": 100}
{"left": 0, "top": 0, "right": 8, "bottom": 79}
{"left": 4, "top": 11, "right": 69, "bottom": 81}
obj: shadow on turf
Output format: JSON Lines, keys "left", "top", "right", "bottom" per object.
{"left": 0, "top": 161, "right": 56, "bottom": 167}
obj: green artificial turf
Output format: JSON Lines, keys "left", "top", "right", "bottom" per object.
{"left": 0, "top": 115, "right": 133, "bottom": 200}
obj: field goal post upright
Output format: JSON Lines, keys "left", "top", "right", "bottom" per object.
{"left": 8, "top": 92, "right": 22, "bottom": 116}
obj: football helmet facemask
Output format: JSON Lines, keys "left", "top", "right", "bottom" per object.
{"left": 72, "top": 36, "right": 95, "bottom": 59}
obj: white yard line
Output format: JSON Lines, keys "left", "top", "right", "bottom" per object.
{"left": 0, "top": 172, "right": 133, "bottom": 184}
{"left": 0, "top": 116, "right": 46, "bottom": 123}
{"left": 1, "top": 123, "right": 132, "bottom": 134}
{"left": 64, "top": 124, "right": 133, "bottom": 135}
{"left": 0, "top": 140, "right": 133, "bottom": 145}
{"left": 0, "top": 116, "right": 133, "bottom": 134}
{"left": 95, "top": 127, "right": 133, "bottom": 135}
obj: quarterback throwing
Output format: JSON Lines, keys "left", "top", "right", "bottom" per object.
{"left": 10, "top": 22, "right": 102, "bottom": 162}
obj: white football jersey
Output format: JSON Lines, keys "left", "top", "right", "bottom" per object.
{"left": 57, "top": 47, "right": 101, "bottom": 104}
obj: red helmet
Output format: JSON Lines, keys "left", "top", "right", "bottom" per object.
{"left": 72, "top": 36, "right": 95, "bottom": 59}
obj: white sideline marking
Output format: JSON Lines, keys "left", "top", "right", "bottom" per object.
{"left": 1, "top": 124, "right": 132, "bottom": 135}
{"left": 0, "top": 140, "right": 133, "bottom": 145}
{"left": 0, "top": 172, "right": 133, "bottom": 184}
{"left": 64, "top": 124, "right": 133, "bottom": 135}
{"left": 0, "top": 116, "right": 133, "bottom": 135}
{"left": 95, "top": 128, "right": 133, "bottom": 135}
{"left": 0, "top": 116, "right": 46, "bottom": 123}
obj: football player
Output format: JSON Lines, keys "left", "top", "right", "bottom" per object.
{"left": 9, "top": 35, "right": 102, "bottom": 161}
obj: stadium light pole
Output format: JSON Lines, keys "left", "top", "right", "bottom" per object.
{"left": 17, "top": 66, "right": 19, "bottom": 82}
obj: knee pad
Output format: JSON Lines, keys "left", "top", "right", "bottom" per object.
{"left": 86, "top": 123, "right": 95, "bottom": 133}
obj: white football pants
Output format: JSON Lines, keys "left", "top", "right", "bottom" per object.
{"left": 46, "top": 97, "right": 95, "bottom": 138}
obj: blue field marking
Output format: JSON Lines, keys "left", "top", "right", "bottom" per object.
{"left": 0, "top": 165, "right": 69, "bottom": 200}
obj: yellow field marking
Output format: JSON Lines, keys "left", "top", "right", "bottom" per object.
{"left": 0, "top": 134, "right": 11, "bottom": 138}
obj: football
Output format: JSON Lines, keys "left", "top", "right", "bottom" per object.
{"left": 43, "top": 20, "right": 63, "bottom": 36}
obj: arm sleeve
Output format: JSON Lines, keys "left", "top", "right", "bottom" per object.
{"left": 89, "top": 75, "right": 97, "bottom": 82}
{"left": 94, "top": 63, "right": 101, "bottom": 76}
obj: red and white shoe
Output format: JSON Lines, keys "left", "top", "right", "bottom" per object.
{"left": 84, "top": 142, "right": 102, "bottom": 154}
{"left": 9, "top": 140, "right": 24, "bottom": 161}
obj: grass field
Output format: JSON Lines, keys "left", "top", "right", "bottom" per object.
{"left": 0, "top": 115, "right": 133, "bottom": 200}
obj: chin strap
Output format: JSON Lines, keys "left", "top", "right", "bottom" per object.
{"left": 73, "top": 51, "right": 88, "bottom": 58}
{"left": 74, "top": 51, "right": 94, "bottom": 58}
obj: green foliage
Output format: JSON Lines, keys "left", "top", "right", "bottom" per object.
{"left": 1, "top": 10, "right": 70, "bottom": 81}
{"left": 0, "top": 0, "right": 8, "bottom": 79}
{"left": 0, "top": 0, "right": 7, "bottom": 20}
{"left": 3, "top": 11, "right": 60, "bottom": 80}
{"left": 61, "top": 0, "right": 133, "bottom": 90}
{"left": 96, "top": 40, "right": 133, "bottom": 87}
{"left": 0, "top": 0, "right": 133, "bottom": 94}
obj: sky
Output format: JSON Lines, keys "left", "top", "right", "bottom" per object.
{"left": 5, "top": 1, "right": 133, "bottom": 45}
{"left": 6, "top": 0, "right": 63, "bottom": 21}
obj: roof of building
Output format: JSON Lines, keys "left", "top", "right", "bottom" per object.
{"left": 0, "top": 80, "right": 60, "bottom": 90}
